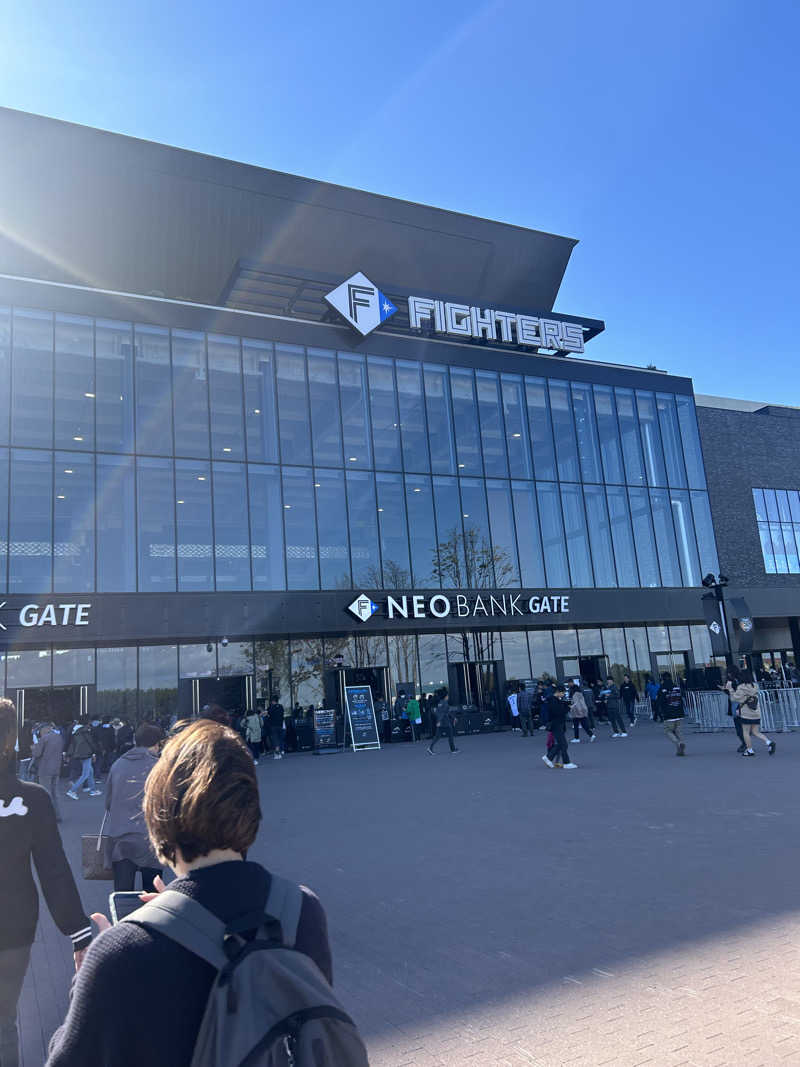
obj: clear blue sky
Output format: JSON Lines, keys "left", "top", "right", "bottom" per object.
{"left": 2, "top": 0, "right": 798, "bottom": 402}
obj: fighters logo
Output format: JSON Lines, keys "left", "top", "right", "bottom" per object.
{"left": 325, "top": 272, "right": 397, "bottom": 337}
{"left": 347, "top": 594, "right": 380, "bottom": 623}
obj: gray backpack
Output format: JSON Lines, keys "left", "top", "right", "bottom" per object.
{"left": 125, "top": 877, "right": 369, "bottom": 1067}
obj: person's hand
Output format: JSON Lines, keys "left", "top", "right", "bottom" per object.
{"left": 139, "top": 874, "right": 167, "bottom": 904}
{"left": 73, "top": 947, "right": 90, "bottom": 972}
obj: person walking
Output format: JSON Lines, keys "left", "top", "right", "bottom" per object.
{"left": 603, "top": 678, "right": 628, "bottom": 737}
{"left": 266, "top": 696, "right": 284, "bottom": 759}
{"left": 507, "top": 686, "right": 520, "bottom": 732}
{"left": 568, "top": 683, "right": 595, "bottom": 743}
{"left": 427, "top": 691, "right": 459, "bottom": 754}
{"left": 30, "top": 723, "right": 64, "bottom": 823}
{"left": 105, "top": 724, "right": 163, "bottom": 893}
{"left": 115, "top": 718, "right": 134, "bottom": 760}
{"left": 620, "top": 674, "right": 639, "bottom": 728}
{"left": 405, "top": 694, "right": 422, "bottom": 741}
{"left": 659, "top": 674, "right": 687, "bottom": 756}
{"left": 0, "top": 699, "right": 92, "bottom": 1067}
{"left": 719, "top": 672, "right": 746, "bottom": 753}
{"left": 517, "top": 686, "right": 533, "bottom": 736}
{"left": 731, "top": 675, "right": 776, "bottom": 757}
{"left": 66, "top": 723, "right": 101, "bottom": 800}
{"left": 242, "top": 709, "right": 263, "bottom": 765}
{"left": 580, "top": 679, "right": 597, "bottom": 732}
{"left": 542, "top": 684, "right": 577, "bottom": 769}
{"left": 645, "top": 675, "right": 661, "bottom": 720}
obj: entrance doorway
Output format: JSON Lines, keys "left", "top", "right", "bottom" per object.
{"left": 323, "top": 665, "right": 390, "bottom": 743}
{"left": 447, "top": 660, "right": 505, "bottom": 720}
{"left": 9, "top": 685, "right": 93, "bottom": 758}
{"left": 651, "top": 652, "right": 689, "bottom": 683}
{"left": 177, "top": 675, "right": 255, "bottom": 718}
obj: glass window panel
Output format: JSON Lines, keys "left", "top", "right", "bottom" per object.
{"left": 12, "top": 308, "right": 53, "bottom": 448}
{"left": 213, "top": 462, "right": 250, "bottom": 589}
{"left": 423, "top": 364, "right": 456, "bottom": 475}
{"left": 650, "top": 488, "right": 682, "bottom": 585}
{"left": 628, "top": 487, "right": 661, "bottom": 587}
{"left": 752, "top": 488, "right": 767, "bottom": 521}
{"left": 218, "top": 640, "right": 254, "bottom": 677}
{"left": 625, "top": 627, "right": 650, "bottom": 670}
{"left": 501, "top": 631, "right": 531, "bottom": 681}
{"left": 0, "top": 309, "right": 9, "bottom": 446}
{"left": 339, "top": 353, "right": 372, "bottom": 469}
{"left": 9, "top": 449, "right": 52, "bottom": 594}
{"left": 525, "top": 377, "right": 557, "bottom": 481}
{"left": 315, "top": 468, "right": 351, "bottom": 589}
{"left": 54, "top": 314, "right": 94, "bottom": 450}
{"left": 615, "top": 387, "right": 645, "bottom": 486}
{"left": 249, "top": 464, "right": 284, "bottom": 590}
{"left": 553, "top": 628, "right": 579, "bottom": 657}
{"left": 243, "top": 339, "right": 278, "bottom": 464}
{"left": 789, "top": 490, "right": 800, "bottom": 524}
{"left": 529, "top": 629, "right": 556, "bottom": 679}
{"left": 396, "top": 361, "right": 429, "bottom": 473}
{"left": 690, "top": 623, "right": 712, "bottom": 667}
{"left": 96, "top": 647, "right": 137, "bottom": 721}
{"left": 583, "top": 484, "right": 617, "bottom": 587}
{"left": 418, "top": 633, "right": 448, "bottom": 692}
{"left": 0, "top": 448, "right": 7, "bottom": 592}
{"left": 476, "top": 370, "right": 508, "bottom": 477}
{"left": 656, "top": 393, "right": 687, "bottom": 488}
{"left": 172, "top": 330, "right": 210, "bottom": 458}
{"left": 501, "top": 375, "right": 532, "bottom": 479}
{"left": 432, "top": 476, "right": 463, "bottom": 588}
{"left": 367, "top": 357, "right": 401, "bottom": 471}
{"left": 450, "top": 368, "right": 482, "bottom": 475}
{"left": 770, "top": 522, "right": 788, "bottom": 572}
{"left": 636, "top": 391, "right": 667, "bottom": 487}
{"left": 96, "top": 454, "right": 136, "bottom": 591}
{"left": 511, "top": 481, "right": 545, "bottom": 587}
{"left": 593, "top": 385, "right": 624, "bottom": 484}
{"left": 777, "top": 490, "right": 793, "bottom": 523}
{"left": 290, "top": 639, "right": 325, "bottom": 710}
{"left": 138, "top": 645, "right": 177, "bottom": 723}
{"left": 647, "top": 624, "right": 670, "bottom": 652}
{"left": 671, "top": 489, "right": 701, "bottom": 585}
{"left": 571, "top": 382, "right": 603, "bottom": 483}
{"left": 669, "top": 625, "right": 691, "bottom": 651}
{"left": 254, "top": 638, "right": 290, "bottom": 705}
{"left": 758, "top": 522, "right": 776, "bottom": 573}
{"left": 376, "top": 472, "right": 411, "bottom": 587}
{"left": 561, "top": 483, "right": 593, "bottom": 586}
{"left": 208, "top": 335, "right": 244, "bottom": 460}
{"left": 346, "top": 470, "right": 379, "bottom": 586}
{"left": 537, "top": 482, "right": 570, "bottom": 586}
{"left": 764, "top": 489, "right": 779, "bottom": 522}
{"left": 675, "top": 395, "right": 706, "bottom": 489}
{"left": 459, "top": 479, "right": 493, "bottom": 586}
{"left": 282, "top": 468, "right": 318, "bottom": 589}
{"left": 578, "top": 628, "right": 603, "bottom": 655}
{"left": 602, "top": 627, "right": 628, "bottom": 676}
{"left": 137, "top": 456, "right": 176, "bottom": 592}
{"left": 179, "top": 643, "right": 217, "bottom": 678}
{"left": 134, "top": 325, "right": 172, "bottom": 455}
{"left": 344, "top": 634, "right": 386, "bottom": 670}
{"left": 548, "top": 380, "right": 580, "bottom": 481}
{"left": 96, "top": 319, "right": 134, "bottom": 453}
{"left": 388, "top": 634, "right": 420, "bottom": 697}
{"left": 786, "top": 525, "right": 800, "bottom": 573}
{"left": 486, "top": 481, "right": 520, "bottom": 587}
{"left": 605, "top": 486, "right": 639, "bottom": 587}
{"left": 690, "top": 491, "right": 719, "bottom": 580}
{"left": 5, "top": 649, "right": 51, "bottom": 689}
{"left": 307, "top": 348, "right": 342, "bottom": 467}
{"left": 175, "top": 460, "right": 213, "bottom": 591}
{"left": 405, "top": 476, "right": 436, "bottom": 588}
{"left": 53, "top": 647, "right": 95, "bottom": 686}
{"left": 276, "top": 345, "right": 311, "bottom": 465}
{"left": 54, "top": 451, "right": 94, "bottom": 592}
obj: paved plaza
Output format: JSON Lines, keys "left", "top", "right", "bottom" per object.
{"left": 20, "top": 720, "right": 800, "bottom": 1066}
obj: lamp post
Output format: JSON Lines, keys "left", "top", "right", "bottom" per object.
{"left": 701, "top": 572, "right": 733, "bottom": 672}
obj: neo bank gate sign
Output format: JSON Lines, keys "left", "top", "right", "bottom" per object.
{"left": 347, "top": 591, "right": 570, "bottom": 624}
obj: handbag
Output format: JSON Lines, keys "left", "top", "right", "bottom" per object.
{"left": 82, "top": 812, "right": 114, "bottom": 880}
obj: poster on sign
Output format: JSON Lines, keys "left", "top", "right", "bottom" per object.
{"left": 344, "top": 685, "right": 381, "bottom": 751}
{"left": 313, "top": 708, "right": 338, "bottom": 752}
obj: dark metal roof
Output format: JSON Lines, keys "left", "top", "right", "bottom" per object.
{"left": 0, "top": 108, "right": 580, "bottom": 315}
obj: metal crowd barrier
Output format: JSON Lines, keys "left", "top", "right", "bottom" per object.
{"left": 685, "top": 688, "right": 800, "bottom": 732}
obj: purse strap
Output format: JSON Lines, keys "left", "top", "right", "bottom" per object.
{"left": 96, "top": 810, "right": 108, "bottom": 852}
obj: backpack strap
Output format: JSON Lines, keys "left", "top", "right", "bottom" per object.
{"left": 123, "top": 891, "right": 228, "bottom": 971}
{"left": 265, "top": 874, "right": 304, "bottom": 948}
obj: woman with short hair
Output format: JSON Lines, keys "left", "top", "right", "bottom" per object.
{"left": 47, "top": 720, "right": 333, "bottom": 1066}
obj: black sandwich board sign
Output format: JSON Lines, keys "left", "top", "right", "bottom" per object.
{"left": 343, "top": 685, "right": 381, "bottom": 751}
{"left": 313, "top": 708, "right": 337, "bottom": 752}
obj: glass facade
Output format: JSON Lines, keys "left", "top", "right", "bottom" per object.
{"left": 753, "top": 488, "right": 800, "bottom": 574}
{"left": 0, "top": 305, "right": 716, "bottom": 593}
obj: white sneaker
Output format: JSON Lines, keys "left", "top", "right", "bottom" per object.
{"left": 564, "top": 763, "right": 578, "bottom": 769}
{"left": 589, "top": 734, "right": 597, "bottom": 742}
{"left": 619, "top": 732, "right": 628, "bottom": 737}
{"left": 542, "top": 755, "right": 554, "bottom": 768}
{"left": 66, "top": 789, "right": 79, "bottom": 800}
{"left": 611, "top": 733, "right": 620, "bottom": 738}
{"left": 573, "top": 738, "right": 581, "bottom": 743}
{"left": 253, "top": 760, "right": 259, "bottom": 766}
{"left": 89, "top": 790, "right": 102, "bottom": 797}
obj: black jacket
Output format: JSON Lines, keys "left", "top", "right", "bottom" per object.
{"left": 47, "top": 861, "right": 332, "bottom": 1067}
{"left": 267, "top": 703, "right": 285, "bottom": 728}
{"left": 0, "top": 766, "right": 91, "bottom": 952}
{"left": 620, "top": 682, "right": 638, "bottom": 705}
{"left": 547, "top": 695, "right": 569, "bottom": 728}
